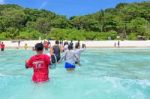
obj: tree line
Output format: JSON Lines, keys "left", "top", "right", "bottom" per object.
{"left": 0, "top": 2, "right": 150, "bottom": 40}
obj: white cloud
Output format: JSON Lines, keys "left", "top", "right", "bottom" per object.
{"left": 0, "top": 0, "right": 5, "bottom": 4}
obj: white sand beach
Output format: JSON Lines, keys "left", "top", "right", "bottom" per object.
{"left": 1, "top": 40, "right": 150, "bottom": 48}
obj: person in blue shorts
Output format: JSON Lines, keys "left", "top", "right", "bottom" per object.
{"left": 59, "top": 45, "right": 79, "bottom": 72}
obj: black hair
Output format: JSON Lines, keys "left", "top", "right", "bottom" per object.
{"left": 68, "top": 45, "right": 73, "bottom": 50}
{"left": 60, "top": 41, "right": 63, "bottom": 44}
{"left": 35, "top": 43, "right": 44, "bottom": 51}
{"left": 55, "top": 40, "right": 59, "bottom": 44}
{"left": 64, "top": 42, "right": 68, "bottom": 46}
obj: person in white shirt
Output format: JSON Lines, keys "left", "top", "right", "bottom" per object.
{"left": 63, "top": 41, "right": 69, "bottom": 52}
{"left": 59, "top": 45, "right": 79, "bottom": 72}
{"left": 74, "top": 42, "right": 86, "bottom": 66}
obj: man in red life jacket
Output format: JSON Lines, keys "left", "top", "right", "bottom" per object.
{"left": 25, "top": 43, "right": 51, "bottom": 83}
{"left": 0, "top": 42, "right": 5, "bottom": 51}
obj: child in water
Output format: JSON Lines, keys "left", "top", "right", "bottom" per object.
{"left": 59, "top": 45, "right": 79, "bottom": 72}
{"left": 24, "top": 43, "right": 28, "bottom": 50}
{"left": 25, "top": 43, "right": 51, "bottom": 83}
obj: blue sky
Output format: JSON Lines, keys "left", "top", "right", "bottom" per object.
{"left": 0, "top": 0, "right": 146, "bottom": 17}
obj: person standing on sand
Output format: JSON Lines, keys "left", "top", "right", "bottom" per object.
{"left": 117, "top": 40, "right": 120, "bottom": 47}
{"left": 18, "top": 40, "right": 21, "bottom": 49}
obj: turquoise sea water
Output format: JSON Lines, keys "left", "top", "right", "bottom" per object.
{"left": 0, "top": 48, "right": 150, "bottom": 99}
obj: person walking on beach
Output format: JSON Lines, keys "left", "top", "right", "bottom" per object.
{"left": 25, "top": 43, "right": 51, "bottom": 83}
{"left": 59, "top": 45, "right": 79, "bottom": 72}
{"left": 0, "top": 42, "right": 5, "bottom": 51}
{"left": 117, "top": 40, "right": 120, "bottom": 47}
{"left": 18, "top": 40, "right": 21, "bottom": 49}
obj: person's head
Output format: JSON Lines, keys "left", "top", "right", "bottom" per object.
{"left": 64, "top": 42, "right": 68, "bottom": 46}
{"left": 35, "top": 43, "right": 44, "bottom": 54}
{"left": 55, "top": 40, "right": 59, "bottom": 45}
{"left": 75, "top": 43, "right": 80, "bottom": 49}
{"left": 68, "top": 45, "right": 73, "bottom": 50}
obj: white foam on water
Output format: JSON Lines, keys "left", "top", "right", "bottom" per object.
{"left": 138, "top": 79, "right": 150, "bottom": 87}
{"left": 131, "top": 90, "right": 145, "bottom": 99}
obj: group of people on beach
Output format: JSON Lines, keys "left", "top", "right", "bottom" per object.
{"left": 0, "top": 41, "right": 5, "bottom": 51}
{"left": 25, "top": 40, "right": 86, "bottom": 83}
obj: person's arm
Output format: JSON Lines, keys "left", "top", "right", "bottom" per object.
{"left": 50, "top": 46, "right": 54, "bottom": 55}
{"left": 58, "top": 51, "right": 66, "bottom": 63}
{"left": 46, "top": 55, "right": 51, "bottom": 66}
{"left": 80, "top": 48, "right": 86, "bottom": 53}
{"left": 25, "top": 57, "right": 33, "bottom": 69}
{"left": 59, "top": 46, "right": 63, "bottom": 52}
{"left": 74, "top": 53, "right": 79, "bottom": 62}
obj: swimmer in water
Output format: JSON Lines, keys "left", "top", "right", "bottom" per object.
{"left": 25, "top": 43, "right": 51, "bottom": 83}
{"left": 59, "top": 45, "right": 79, "bottom": 72}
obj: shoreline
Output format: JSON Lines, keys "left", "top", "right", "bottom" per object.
{"left": 1, "top": 40, "right": 150, "bottom": 48}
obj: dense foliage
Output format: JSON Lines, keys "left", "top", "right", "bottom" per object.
{"left": 0, "top": 2, "right": 150, "bottom": 40}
